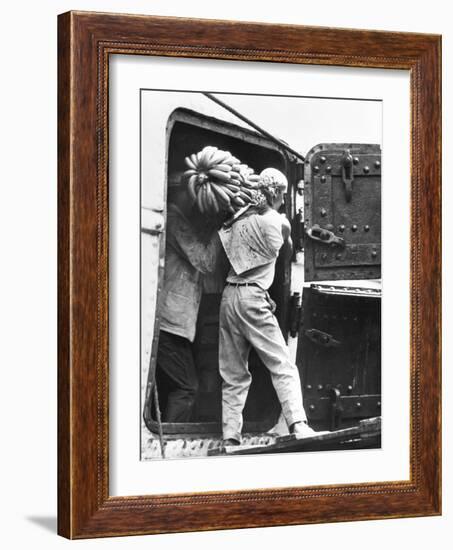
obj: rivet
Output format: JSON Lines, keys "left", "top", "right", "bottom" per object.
{"left": 336, "top": 253, "right": 342, "bottom": 260}
{"left": 351, "top": 224, "right": 358, "bottom": 232}
{"left": 356, "top": 402, "right": 362, "bottom": 409}
{"left": 326, "top": 165, "right": 332, "bottom": 173}
{"left": 364, "top": 225, "right": 370, "bottom": 232}
{"left": 375, "top": 160, "right": 381, "bottom": 168}
{"left": 377, "top": 401, "right": 381, "bottom": 407}
{"left": 320, "top": 208, "right": 327, "bottom": 217}
{"left": 371, "top": 250, "right": 377, "bottom": 258}
{"left": 347, "top": 385, "right": 353, "bottom": 392}
{"left": 363, "top": 165, "right": 370, "bottom": 174}
{"left": 313, "top": 165, "right": 320, "bottom": 173}
{"left": 306, "top": 384, "right": 312, "bottom": 390}
{"left": 320, "top": 156, "right": 327, "bottom": 164}
{"left": 339, "top": 225, "right": 345, "bottom": 232}
{"left": 353, "top": 156, "right": 359, "bottom": 165}
{"left": 320, "top": 175, "right": 327, "bottom": 183}
{"left": 309, "top": 404, "right": 316, "bottom": 411}
{"left": 317, "top": 384, "right": 323, "bottom": 391}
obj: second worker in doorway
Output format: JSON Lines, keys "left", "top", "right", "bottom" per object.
{"left": 156, "top": 171, "right": 222, "bottom": 422}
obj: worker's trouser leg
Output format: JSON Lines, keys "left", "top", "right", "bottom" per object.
{"left": 219, "top": 285, "right": 306, "bottom": 442}
{"left": 155, "top": 330, "right": 199, "bottom": 422}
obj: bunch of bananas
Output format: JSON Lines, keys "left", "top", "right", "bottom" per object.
{"left": 183, "top": 146, "right": 261, "bottom": 216}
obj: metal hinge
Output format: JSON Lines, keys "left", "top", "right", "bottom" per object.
{"left": 304, "top": 328, "right": 341, "bottom": 348}
{"left": 341, "top": 149, "right": 354, "bottom": 202}
{"left": 305, "top": 224, "right": 345, "bottom": 247}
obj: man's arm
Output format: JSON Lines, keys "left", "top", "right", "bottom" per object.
{"left": 280, "top": 215, "right": 293, "bottom": 256}
{"left": 281, "top": 215, "right": 291, "bottom": 240}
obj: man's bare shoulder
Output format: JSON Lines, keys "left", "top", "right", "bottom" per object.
{"left": 257, "top": 210, "right": 284, "bottom": 231}
{"left": 256, "top": 210, "right": 284, "bottom": 249}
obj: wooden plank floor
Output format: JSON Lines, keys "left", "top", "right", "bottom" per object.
{"left": 208, "top": 417, "right": 381, "bottom": 456}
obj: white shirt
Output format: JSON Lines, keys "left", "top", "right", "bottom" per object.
{"left": 220, "top": 209, "right": 284, "bottom": 290}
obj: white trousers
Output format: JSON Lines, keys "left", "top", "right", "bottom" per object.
{"left": 219, "top": 284, "right": 307, "bottom": 442}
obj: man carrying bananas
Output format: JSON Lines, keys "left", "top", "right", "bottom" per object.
{"left": 217, "top": 168, "right": 315, "bottom": 445}
{"left": 155, "top": 171, "right": 222, "bottom": 422}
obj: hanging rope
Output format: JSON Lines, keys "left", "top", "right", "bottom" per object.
{"left": 203, "top": 92, "right": 305, "bottom": 162}
{"left": 153, "top": 382, "right": 166, "bottom": 459}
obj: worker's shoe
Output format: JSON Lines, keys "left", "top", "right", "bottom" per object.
{"left": 223, "top": 437, "right": 241, "bottom": 447}
{"left": 289, "top": 421, "right": 317, "bottom": 438}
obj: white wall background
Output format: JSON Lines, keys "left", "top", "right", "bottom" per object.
{"left": 0, "top": 0, "right": 449, "bottom": 548}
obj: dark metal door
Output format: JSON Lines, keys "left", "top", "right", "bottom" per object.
{"left": 296, "top": 284, "right": 381, "bottom": 432}
{"left": 303, "top": 143, "right": 381, "bottom": 282}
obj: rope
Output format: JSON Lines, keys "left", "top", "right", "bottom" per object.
{"left": 153, "top": 382, "right": 166, "bottom": 459}
{"left": 203, "top": 92, "right": 305, "bottom": 162}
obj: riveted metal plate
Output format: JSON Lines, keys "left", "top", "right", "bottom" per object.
{"left": 296, "top": 285, "right": 381, "bottom": 430}
{"left": 315, "top": 243, "right": 381, "bottom": 268}
{"left": 304, "top": 143, "right": 381, "bottom": 282}
{"left": 311, "top": 154, "right": 381, "bottom": 177}
{"left": 303, "top": 395, "right": 381, "bottom": 421}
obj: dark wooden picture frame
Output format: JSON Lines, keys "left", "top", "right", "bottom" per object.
{"left": 58, "top": 11, "right": 441, "bottom": 539}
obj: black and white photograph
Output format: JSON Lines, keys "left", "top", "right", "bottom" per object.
{"left": 140, "top": 90, "right": 382, "bottom": 460}
{"left": 1, "top": 0, "right": 446, "bottom": 546}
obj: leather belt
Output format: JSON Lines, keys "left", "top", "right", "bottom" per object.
{"left": 226, "top": 282, "right": 260, "bottom": 288}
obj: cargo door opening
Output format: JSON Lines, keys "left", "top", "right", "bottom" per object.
{"left": 143, "top": 108, "right": 294, "bottom": 437}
